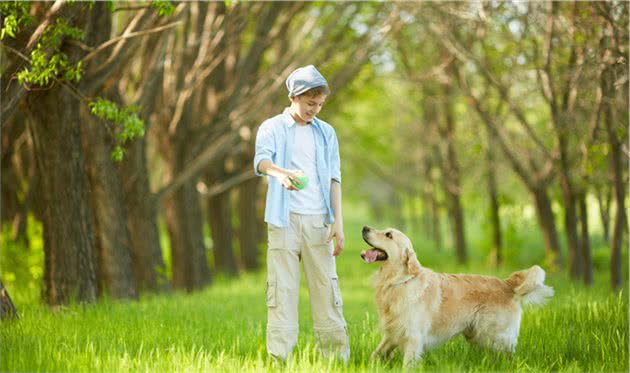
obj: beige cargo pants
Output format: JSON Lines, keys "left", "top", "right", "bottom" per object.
{"left": 266, "top": 213, "right": 350, "bottom": 362}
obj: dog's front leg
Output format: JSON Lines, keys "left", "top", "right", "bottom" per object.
{"left": 370, "top": 336, "right": 395, "bottom": 361}
{"left": 402, "top": 338, "right": 424, "bottom": 367}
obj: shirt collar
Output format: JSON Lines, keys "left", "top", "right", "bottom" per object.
{"left": 282, "top": 107, "right": 318, "bottom": 128}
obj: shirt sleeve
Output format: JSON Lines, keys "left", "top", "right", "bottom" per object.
{"left": 330, "top": 129, "right": 341, "bottom": 184}
{"left": 253, "top": 122, "right": 275, "bottom": 176}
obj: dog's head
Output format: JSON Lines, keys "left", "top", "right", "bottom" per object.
{"left": 360, "top": 226, "right": 421, "bottom": 275}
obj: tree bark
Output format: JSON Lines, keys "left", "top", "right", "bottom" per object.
{"left": 119, "top": 137, "right": 170, "bottom": 292}
{"left": 440, "top": 80, "right": 467, "bottom": 264}
{"left": 559, "top": 176, "right": 583, "bottom": 279}
{"left": 79, "top": 6, "right": 137, "bottom": 299}
{"left": 603, "top": 69, "right": 627, "bottom": 290}
{"left": 0, "top": 280, "right": 18, "bottom": 320}
{"left": 595, "top": 185, "right": 612, "bottom": 244}
{"left": 237, "top": 176, "right": 260, "bottom": 271}
{"left": 164, "top": 180, "right": 212, "bottom": 291}
{"left": 423, "top": 155, "right": 443, "bottom": 251}
{"left": 485, "top": 127, "right": 503, "bottom": 266}
{"left": 577, "top": 191, "right": 593, "bottom": 285}
{"left": 0, "top": 114, "right": 34, "bottom": 245}
{"left": 0, "top": 116, "right": 25, "bottom": 225}
{"left": 531, "top": 187, "right": 563, "bottom": 269}
{"left": 117, "top": 30, "right": 170, "bottom": 293}
{"left": 27, "top": 88, "right": 98, "bottom": 305}
{"left": 431, "top": 194, "right": 443, "bottom": 251}
{"left": 81, "top": 110, "right": 138, "bottom": 299}
{"left": 207, "top": 159, "right": 238, "bottom": 276}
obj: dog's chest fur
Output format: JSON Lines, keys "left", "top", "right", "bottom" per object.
{"left": 373, "top": 268, "right": 460, "bottom": 348}
{"left": 373, "top": 270, "right": 431, "bottom": 340}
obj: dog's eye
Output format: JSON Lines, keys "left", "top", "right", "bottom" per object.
{"left": 386, "top": 232, "right": 393, "bottom": 239}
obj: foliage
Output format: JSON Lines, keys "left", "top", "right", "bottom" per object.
{"left": 0, "top": 1, "right": 33, "bottom": 40}
{"left": 150, "top": 0, "right": 175, "bottom": 17}
{"left": 0, "top": 217, "right": 44, "bottom": 294}
{"left": 2, "top": 2, "right": 151, "bottom": 162}
{"left": 16, "top": 19, "right": 85, "bottom": 87}
{"left": 88, "top": 98, "right": 145, "bottom": 161}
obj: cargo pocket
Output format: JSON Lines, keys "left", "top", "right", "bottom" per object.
{"left": 266, "top": 280, "right": 277, "bottom": 308}
{"left": 331, "top": 276, "right": 343, "bottom": 307}
{"left": 310, "top": 220, "right": 330, "bottom": 246}
{"left": 267, "top": 224, "right": 286, "bottom": 250}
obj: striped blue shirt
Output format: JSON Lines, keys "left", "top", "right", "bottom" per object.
{"left": 253, "top": 108, "right": 341, "bottom": 228}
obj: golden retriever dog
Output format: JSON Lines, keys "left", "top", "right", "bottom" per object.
{"left": 360, "top": 226, "right": 554, "bottom": 366}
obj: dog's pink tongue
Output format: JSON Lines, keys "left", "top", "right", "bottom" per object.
{"left": 362, "top": 249, "right": 379, "bottom": 263}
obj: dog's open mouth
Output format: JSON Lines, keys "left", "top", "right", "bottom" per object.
{"left": 361, "top": 247, "right": 388, "bottom": 263}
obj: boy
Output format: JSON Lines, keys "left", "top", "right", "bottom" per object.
{"left": 253, "top": 65, "right": 350, "bottom": 362}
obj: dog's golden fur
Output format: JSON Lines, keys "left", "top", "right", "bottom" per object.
{"left": 360, "top": 226, "right": 554, "bottom": 366}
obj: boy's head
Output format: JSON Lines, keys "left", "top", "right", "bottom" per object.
{"left": 286, "top": 65, "right": 330, "bottom": 123}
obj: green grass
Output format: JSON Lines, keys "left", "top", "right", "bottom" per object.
{"left": 1, "top": 216, "right": 628, "bottom": 372}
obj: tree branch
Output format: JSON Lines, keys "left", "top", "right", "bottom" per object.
{"left": 80, "top": 20, "right": 181, "bottom": 65}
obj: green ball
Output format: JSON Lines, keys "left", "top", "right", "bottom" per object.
{"left": 290, "top": 175, "right": 309, "bottom": 190}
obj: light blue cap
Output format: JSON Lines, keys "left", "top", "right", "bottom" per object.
{"left": 286, "top": 65, "right": 328, "bottom": 97}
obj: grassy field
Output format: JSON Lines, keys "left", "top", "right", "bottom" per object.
{"left": 1, "top": 216, "right": 628, "bottom": 372}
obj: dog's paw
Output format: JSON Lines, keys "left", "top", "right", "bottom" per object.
{"left": 369, "top": 351, "right": 379, "bottom": 361}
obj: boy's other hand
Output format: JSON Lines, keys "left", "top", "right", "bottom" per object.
{"left": 327, "top": 222, "right": 344, "bottom": 256}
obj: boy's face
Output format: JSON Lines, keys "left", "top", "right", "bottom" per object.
{"left": 289, "top": 93, "right": 327, "bottom": 124}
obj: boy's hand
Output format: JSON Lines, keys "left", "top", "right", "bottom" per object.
{"left": 327, "top": 222, "right": 344, "bottom": 256}
{"left": 277, "top": 169, "right": 302, "bottom": 191}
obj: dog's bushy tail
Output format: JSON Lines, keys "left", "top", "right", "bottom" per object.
{"left": 507, "top": 265, "right": 554, "bottom": 306}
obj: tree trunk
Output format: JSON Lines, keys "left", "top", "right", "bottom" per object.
{"left": 164, "top": 177, "right": 212, "bottom": 291}
{"left": 577, "top": 191, "right": 593, "bottom": 286}
{"left": 81, "top": 110, "right": 138, "bottom": 299}
{"left": 424, "top": 154, "right": 442, "bottom": 251}
{"left": 603, "top": 74, "right": 627, "bottom": 291}
{"left": 431, "top": 195, "right": 442, "bottom": 251}
{"left": 420, "top": 181, "right": 433, "bottom": 241}
{"left": 76, "top": 6, "right": 145, "bottom": 297}
{"left": 27, "top": 88, "right": 98, "bottom": 305}
{"left": 559, "top": 176, "right": 583, "bottom": 279}
{"left": 531, "top": 187, "right": 564, "bottom": 269}
{"left": 440, "top": 82, "right": 467, "bottom": 264}
{"left": 207, "top": 161, "right": 239, "bottom": 276}
{"left": 447, "top": 194, "right": 467, "bottom": 264}
{"left": 119, "top": 136, "right": 170, "bottom": 292}
{"left": 0, "top": 114, "right": 33, "bottom": 245}
{"left": 485, "top": 127, "right": 503, "bottom": 266}
{"left": 117, "top": 30, "right": 170, "bottom": 293}
{"left": 595, "top": 185, "right": 612, "bottom": 244}
{"left": 237, "top": 176, "right": 260, "bottom": 271}
{"left": 0, "top": 280, "right": 18, "bottom": 320}
{"left": 0, "top": 116, "right": 25, "bottom": 225}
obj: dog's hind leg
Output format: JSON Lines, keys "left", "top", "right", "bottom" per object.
{"left": 466, "top": 307, "right": 521, "bottom": 353}
{"left": 370, "top": 336, "right": 396, "bottom": 361}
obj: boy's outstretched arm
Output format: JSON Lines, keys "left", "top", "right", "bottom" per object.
{"left": 257, "top": 160, "right": 299, "bottom": 191}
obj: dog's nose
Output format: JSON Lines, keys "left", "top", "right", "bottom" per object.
{"left": 362, "top": 226, "right": 370, "bottom": 234}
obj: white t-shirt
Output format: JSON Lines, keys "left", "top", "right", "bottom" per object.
{"left": 289, "top": 124, "right": 327, "bottom": 215}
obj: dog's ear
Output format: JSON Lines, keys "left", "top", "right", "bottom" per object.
{"left": 404, "top": 247, "right": 421, "bottom": 276}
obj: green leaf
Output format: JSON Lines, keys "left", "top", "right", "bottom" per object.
{"left": 88, "top": 98, "right": 146, "bottom": 161}
{"left": 111, "top": 146, "right": 124, "bottom": 162}
{"left": 151, "top": 0, "right": 175, "bottom": 17}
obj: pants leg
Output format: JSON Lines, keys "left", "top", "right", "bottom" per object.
{"left": 301, "top": 214, "right": 350, "bottom": 362}
{"left": 266, "top": 220, "right": 301, "bottom": 361}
